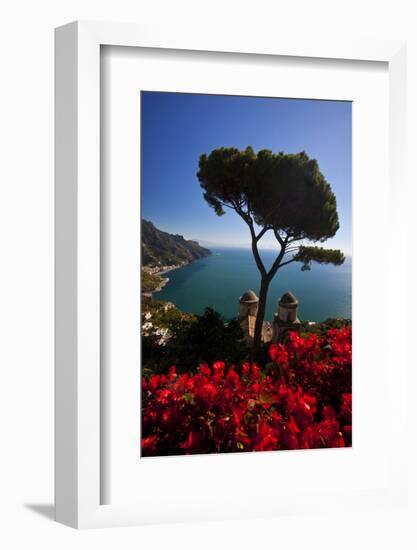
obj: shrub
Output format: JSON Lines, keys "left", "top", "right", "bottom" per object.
{"left": 143, "top": 307, "right": 248, "bottom": 374}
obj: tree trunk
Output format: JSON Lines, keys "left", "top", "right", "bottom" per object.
{"left": 253, "top": 276, "right": 270, "bottom": 351}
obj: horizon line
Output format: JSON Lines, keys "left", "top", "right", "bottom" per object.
{"left": 202, "top": 243, "right": 352, "bottom": 255}
{"left": 141, "top": 219, "right": 352, "bottom": 256}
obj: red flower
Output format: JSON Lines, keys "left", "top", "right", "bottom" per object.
{"left": 269, "top": 343, "right": 288, "bottom": 366}
{"left": 292, "top": 396, "right": 316, "bottom": 430}
{"left": 198, "top": 364, "right": 211, "bottom": 377}
{"left": 148, "top": 374, "right": 161, "bottom": 391}
{"left": 181, "top": 431, "right": 202, "bottom": 452}
{"left": 226, "top": 367, "right": 240, "bottom": 385}
{"left": 196, "top": 382, "right": 217, "bottom": 404}
{"left": 241, "top": 362, "right": 250, "bottom": 376}
{"left": 340, "top": 393, "right": 352, "bottom": 424}
{"left": 156, "top": 388, "right": 172, "bottom": 404}
{"left": 254, "top": 421, "right": 280, "bottom": 451}
{"left": 251, "top": 364, "right": 262, "bottom": 380}
{"left": 322, "top": 405, "right": 337, "bottom": 421}
{"left": 142, "top": 435, "right": 158, "bottom": 452}
{"left": 212, "top": 361, "right": 225, "bottom": 376}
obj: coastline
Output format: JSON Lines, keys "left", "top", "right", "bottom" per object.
{"left": 142, "top": 261, "right": 189, "bottom": 297}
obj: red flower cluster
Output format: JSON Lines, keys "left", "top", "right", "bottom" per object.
{"left": 142, "top": 327, "right": 352, "bottom": 456}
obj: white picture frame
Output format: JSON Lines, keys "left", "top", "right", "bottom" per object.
{"left": 55, "top": 21, "right": 407, "bottom": 529}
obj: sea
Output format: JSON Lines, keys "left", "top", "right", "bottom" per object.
{"left": 156, "top": 248, "right": 352, "bottom": 322}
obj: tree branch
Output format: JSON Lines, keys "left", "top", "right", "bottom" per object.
{"left": 284, "top": 246, "right": 300, "bottom": 255}
{"left": 234, "top": 208, "right": 267, "bottom": 277}
{"left": 267, "top": 244, "right": 286, "bottom": 280}
{"left": 234, "top": 203, "right": 252, "bottom": 226}
{"left": 273, "top": 228, "right": 284, "bottom": 247}
{"left": 255, "top": 226, "right": 271, "bottom": 242}
{"left": 218, "top": 200, "right": 235, "bottom": 211}
{"left": 249, "top": 225, "right": 267, "bottom": 277}
{"left": 277, "top": 258, "right": 297, "bottom": 269}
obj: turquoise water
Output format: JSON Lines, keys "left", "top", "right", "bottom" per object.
{"left": 157, "top": 248, "right": 352, "bottom": 322}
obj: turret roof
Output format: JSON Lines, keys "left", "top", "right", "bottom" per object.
{"left": 240, "top": 289, "right": 259, "bottom": 303}
{"left": 279, "top": 291, "right": 298, "bottom": 305}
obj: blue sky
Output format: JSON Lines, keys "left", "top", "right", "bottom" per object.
{"left": 141, "top": 92, "right": 352, "bottom": 254}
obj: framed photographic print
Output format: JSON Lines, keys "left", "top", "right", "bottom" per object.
{"left": 55, "top": 21, "right": 408, "bottom": 528}
{"left": 139, "top": 91, "right": 352, "bottom": 458}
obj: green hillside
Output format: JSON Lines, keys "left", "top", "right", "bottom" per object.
{"left": 142, "top": 219, "right": 211, "bottom": 267}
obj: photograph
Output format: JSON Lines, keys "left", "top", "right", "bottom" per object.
{"left": 140, "top": 91, "right": 352, "bottom": 457}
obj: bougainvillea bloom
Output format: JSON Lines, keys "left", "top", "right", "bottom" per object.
{"left": 142, "top": 327, "right": 352, "bottom": 456}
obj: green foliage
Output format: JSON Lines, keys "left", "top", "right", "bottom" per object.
{"left": 293, "top": 246, "right": 345, "bottom": 271}
{"left": 141, "top": 270, "right": 163, "bottom": 292}
{"left": 142, "top": 305, "right": 248, "bottom": 374}
{"left": 197, "top": 147, "right": 256, "bottom": 216}
{"left": 197, "top": 147, "right": 340, "bottom": 242}
{"left": 142, "top": 296, "right": 195, "bottom": 329}
{"left": 142, "top": 219, "right": 211, "bottom": 267}
{"left": 169, "top": 308, "right": 247, "bottom": 371}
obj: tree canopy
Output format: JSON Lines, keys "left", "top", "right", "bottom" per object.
{"left": 198, "top": 146, "right": 341, "bottom": 245}
{"left": 198, "top": 147, "right": 345, "bottom": 272}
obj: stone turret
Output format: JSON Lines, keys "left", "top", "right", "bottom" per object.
{"left": 238, "top": 290, "right": 272, "bottom": 345}
{"left": 238, "top": 289, "right": 259, "bottom": 320}
{"left": 272, "top": 291, "right": 301, "bottom": 342}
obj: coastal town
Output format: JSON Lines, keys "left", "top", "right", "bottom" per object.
{"left": 142, "top": 263, "right": 187, "bottom": 296}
